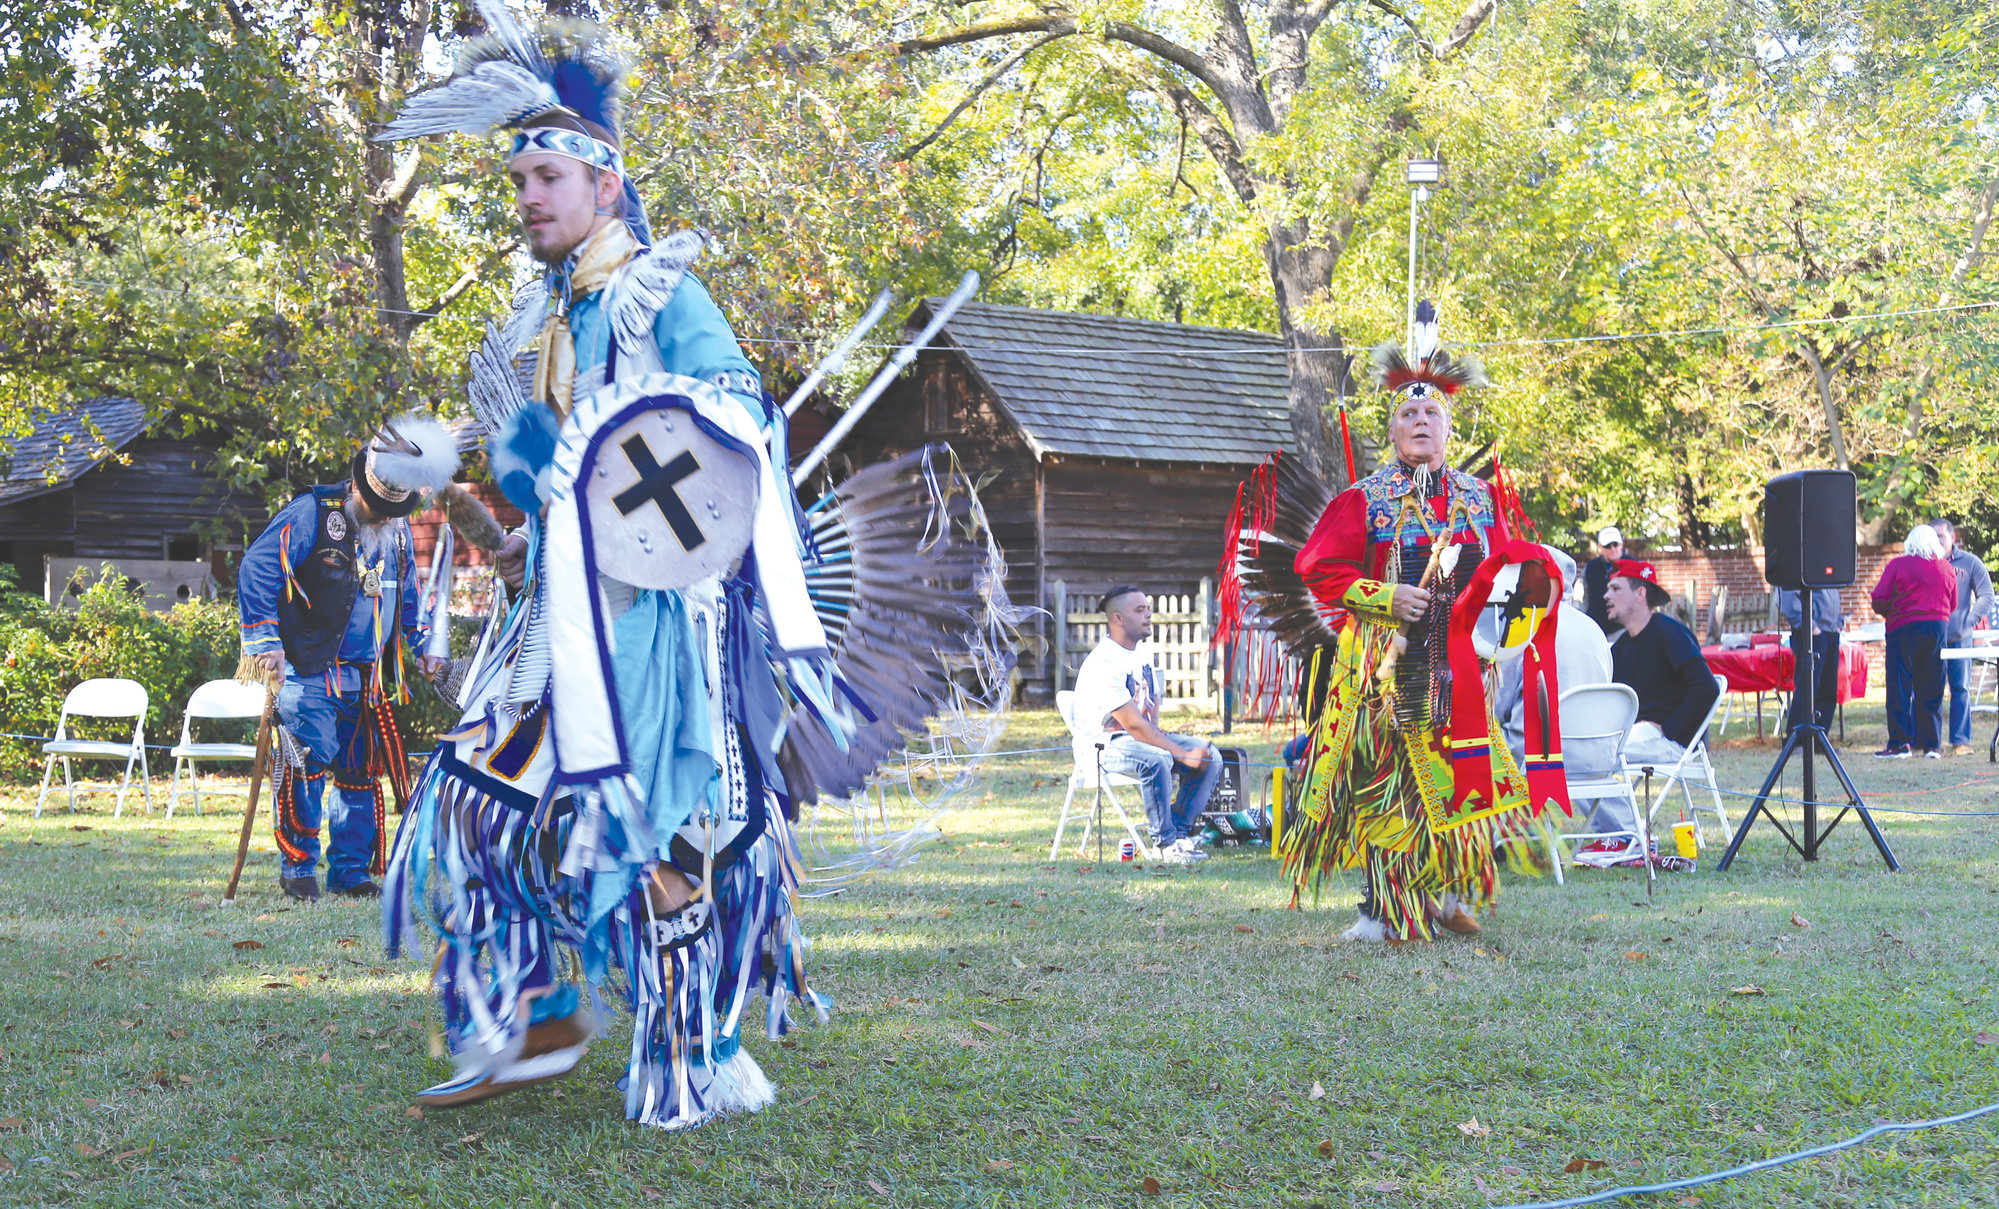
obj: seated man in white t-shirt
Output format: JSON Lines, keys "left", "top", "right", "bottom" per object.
{"left": 1070, "top": 585, "right": 1221, "bottom": 864}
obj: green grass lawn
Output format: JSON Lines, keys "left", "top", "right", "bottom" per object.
{"left": 1, "top": 703, "right": 1996, "bottom": 1207}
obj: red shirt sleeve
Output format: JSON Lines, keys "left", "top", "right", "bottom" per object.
{"left": 1295, "top": 487, "right": 1370, "bottom": 605}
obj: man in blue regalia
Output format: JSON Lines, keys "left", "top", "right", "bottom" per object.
{"left": 236, "top": 420, "right": 454, "bottom": 901}
{"left": 375, "top": 7, "right": 841, "bottom": 1129}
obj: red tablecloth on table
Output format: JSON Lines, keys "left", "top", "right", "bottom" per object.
{"left": 1700, "top": 640, "right": 1869, "bottom": 701}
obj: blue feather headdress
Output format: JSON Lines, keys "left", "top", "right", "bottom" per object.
{"left": 375, "top": 1, "right": 651, "bottom": 245}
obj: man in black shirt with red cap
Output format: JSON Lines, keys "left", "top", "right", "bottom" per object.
{"left": 1603, "top": 558, "right": 1720, "bottom": 770}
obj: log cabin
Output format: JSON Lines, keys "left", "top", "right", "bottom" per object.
{"left": 824, "top": 299, "right": 1293, "bottom": 699}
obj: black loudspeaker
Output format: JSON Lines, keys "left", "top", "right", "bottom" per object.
{"left": 1764, "top": 470, "right": 1857, "bottom": 589}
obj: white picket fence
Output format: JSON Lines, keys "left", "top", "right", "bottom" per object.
{"left": 1049, "top": 578, "right": 1219, "bottom": 711}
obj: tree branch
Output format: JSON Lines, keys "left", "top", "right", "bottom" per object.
{"left": 891, "top": 15, "right": 1075, "bottom": 55}
{"left": 886, "top": 12, "right": 1241, "bottom": 121}
{"left": 896, "top": 32, "right": 1067, "bottom": 161}
{"left": 374, "top": 146, "right": 427, "bottom": 210}
{"left": 1433, "top": 0, "right": 1499, "bottom": 60}
{"left": 411, "top": 240, "right": 522, "bottom": 328}
{"left": 1949, "top": 178, "right": 1998, "bottom": 291}
{"left": 1365, "top": 0, "right": 1434, "bottom": 54}
{"left": 1083, "top": 43, "right": 1258, "bottom": 206}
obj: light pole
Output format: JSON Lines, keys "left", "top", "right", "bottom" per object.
{"left": 1405, "top": 158, "right": 1441, "bottom": 350}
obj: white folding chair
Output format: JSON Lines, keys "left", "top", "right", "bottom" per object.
{"left": 167, "top": 678, "right": 269, "bottom": 817}
{"left": 1048, "top": 690, "right": 1158, "bottom": 861}
{"left": 1634, "top": 673, "right": 1732, "bottom": 848}
{"left": 1547, "top": 682, "right": 1645, "bottom": 883}
{"left": 35, "top": 678, "right": 154, "bottom": 818}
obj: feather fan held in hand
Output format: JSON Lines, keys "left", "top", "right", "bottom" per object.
{"left": 1213, "top": 450, "right": 1341, "bottom": 725}
{"left": 778, "top": 446, "right": 1026, "bottom": 883}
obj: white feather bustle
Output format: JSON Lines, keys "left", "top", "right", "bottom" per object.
{"left": 372, "top": 412, "right": 462, "bottom": 494}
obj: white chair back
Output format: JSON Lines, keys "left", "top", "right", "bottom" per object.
{"left": 1056, "top": 690, "right": 1099, "bottom": 786}
{"left": 62, "top": 678, "right": 149, "bottom": 722}
{"left": 1558, "top": 683, "right": 1639, "bottom": 780}
{"left": 184, "top": 678, "right": 268, "bottom": 720}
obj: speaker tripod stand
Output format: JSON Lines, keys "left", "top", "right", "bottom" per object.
{"left": 1717, "top": 601, "right": 1898, "bottom": 871}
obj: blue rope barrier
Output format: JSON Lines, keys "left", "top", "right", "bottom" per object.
{"left": 1489, "top": 1101, "right": 1999, "bottom": 1209}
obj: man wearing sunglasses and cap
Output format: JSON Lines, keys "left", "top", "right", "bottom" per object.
{"left": 1580, "top": 526, "right": 1623, "bottom": 635}
{"left": 237, "top": 416, "right": 456, "bottom": 901}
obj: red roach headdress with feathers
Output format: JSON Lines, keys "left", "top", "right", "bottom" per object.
{"left": 1369, "top": 299, "right": 1489, "bottom": 401}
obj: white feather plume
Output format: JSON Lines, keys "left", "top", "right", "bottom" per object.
{"left": 371, "top": 413, "right": 461, "bottom": 493}
{"left": 374, "top": 60, "right": 558, "bottom": 141}
{"left": 472, "top": 0, "right": 547, "bottom": 76}
{"left": 467, "top": 319, "right": 532, "bottom": 438}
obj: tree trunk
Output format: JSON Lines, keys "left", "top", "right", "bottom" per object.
{"left": 1268, "top": 222, "right": 1354, "bottom": 489}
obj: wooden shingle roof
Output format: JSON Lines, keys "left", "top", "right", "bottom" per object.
{"left": 0, "top": 397, "right": 149, "bottom": 506}
{"left": 915, "top": 299, "right": 1291, "bottom": 465}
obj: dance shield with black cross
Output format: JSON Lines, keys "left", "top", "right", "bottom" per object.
{"left": 585, "top": 403, "right": 759, "bottom": 590}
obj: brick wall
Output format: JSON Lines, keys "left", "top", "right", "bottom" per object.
{"left": 1637, "top": 545, "right": 1897, "bottom": 634}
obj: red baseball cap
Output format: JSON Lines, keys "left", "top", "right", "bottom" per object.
{"left": 1610, "top": 559, "right": 1671, "bottom": 607}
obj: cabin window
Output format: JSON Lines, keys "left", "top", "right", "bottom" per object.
{"left": 168, "top": 537, "right": 202, "bottom": 562}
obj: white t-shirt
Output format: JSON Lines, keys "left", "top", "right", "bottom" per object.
{"left": 1071, "top": 638, "right": 1161, "bottom": 746}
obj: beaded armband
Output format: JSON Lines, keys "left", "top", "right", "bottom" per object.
{"left": 1342, "top": 578, "right": 1397, "bottom": 619}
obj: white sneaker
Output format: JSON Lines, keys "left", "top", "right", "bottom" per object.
{"left": 1158, "top": 844, "right": 1200, "bottom": 866}
{"left": 1341, "top": 914, "right": 1387, "bottom": 943}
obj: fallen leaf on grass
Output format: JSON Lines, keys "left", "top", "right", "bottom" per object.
{"left": 1564, "top": 1158, "right": 1608, "bottom": 1173}
{"left": 75, "top": 1143, "right": 101, "bottom": 1158}
{"left": 336, "top": 937, "right": 358, "bottom": 948}
{"left": 166, "top": 1028, "right": 186, "bottom": 1040}
{"left": 1309, "top": 1082, "right": 1326, "bottom": 1100}
{"left": 202, "top": 930, "right": 222, "bottom": 938}
{"left": 1730, "top": 985, "right": 1766, "bottom": 996}
{"left": 90, "top": 955, "right": 126, "bottom": 968}
{"left": 111, "top": 1148, "right": 144, "bottom": 1162}
{"left": 1008, "top": 900, "right": 1023, "bottom": 909}
{"left": 867, "top": 1178, "right": 889, "bottom": 1195}
{"left": 82, "top": 1097, "right": 100, "bottom": 1107}
{"left": 261, "top": 982, "right": 289, "bottom": 990}
{"left": 405, "top": 1106, "right": 423, "bottom": 1119}
{"left": 1623, "top": 951, "right": 1647, "bottom": 962}
{"left": 1501, "top": 1165, "right": 1525, "bottom": 1176}
{"left": 0, "top": 1158, "right": 12, "bottom": 1173}
{"left": 1141, "top": 1176, "right": 1162, "bottom": 1195}
{"left": 1372, "top": 1179, "right": 1402, "bottom": 1193}
{"left": 1458, "top": 1117, "right": 1491, "bottom": 1138}
{"left": 252, "top": 914, "right": 276, "bottom": 923}
{"left": 53, "top": 971, "right": 72, "bottom": 979}
{"left": 1790, "top": 913, "right": 1811, "bottom": 929}
{"left": 791, "top": 1094, "right": 819, "bottom": 1109}
{"left": 969, "top": 1019, "right": 1006, "bottom": 1036}
{"left": 232, "top": 940, "right": 264, "bottom": 951}
{"left": 1233, "top": 924, "right": 1255, "bottom": 933}
{"left": 0, "top": 1117, "right": 22, "bottom": 1131}
{"left": 1974, "top": 1033, "right": 1999, "bottom": 1046}
{"left": 1473, "top": 1174, "right": 1490, "bottom": 1195}
{"left": 1317, "top": 1139, "right": 1335, "bottom": 1158}
{"left": 983, "top": 1160, "right": 1013, "bottom": 1172}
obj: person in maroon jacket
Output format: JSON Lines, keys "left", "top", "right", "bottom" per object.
{"left": 1871, "top": 524, "right": 1958, "bottom": 758}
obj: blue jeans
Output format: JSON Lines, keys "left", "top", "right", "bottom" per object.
{"left": 276, "top": 672, "right": 381, "bottom": 890}
{"left": 1101, "top": 733, "right": 1222, "bottom": 846}
{"left": 1945, "top": 650, "right": 1973, "bottom": 746}
{"left": 1884, "top": 621, "right": 1945, "bottom": 752}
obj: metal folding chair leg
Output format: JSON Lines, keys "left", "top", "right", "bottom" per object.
{"left": 34, "top": 755, "right": 56, "bottom": 818}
